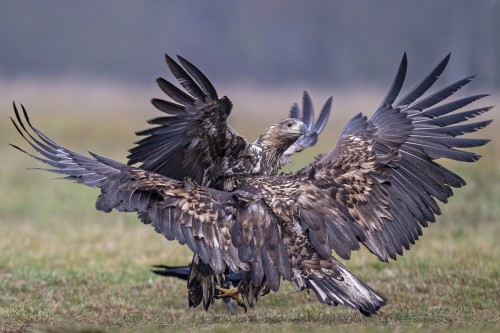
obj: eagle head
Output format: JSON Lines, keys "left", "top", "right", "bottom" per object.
{"left": 257, "top": 118, "right": 306, "bottom": 148}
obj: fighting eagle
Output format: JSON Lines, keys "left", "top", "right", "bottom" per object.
{"left": 11, "top": 53, "right": 492, "bottom": 316}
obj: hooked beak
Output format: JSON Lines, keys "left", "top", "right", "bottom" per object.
{"left": 299, "top": 122, "right": 307, "bottom": 135}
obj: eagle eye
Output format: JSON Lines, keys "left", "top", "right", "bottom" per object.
{"left": 287, "top": 121, "right": 293, "bottom": 127}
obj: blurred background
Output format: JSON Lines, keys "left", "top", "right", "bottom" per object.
{"left": 1, "top": 0, "right": 500, "bottom": 87}
{"left": 1, "top": 1, "right": 499, "bottom": 156}
{"left": 1, "top": 2, "right": 499, "bottom": 330}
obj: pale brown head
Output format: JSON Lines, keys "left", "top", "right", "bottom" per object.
{"left": 251, "top": 118, "right": 306, "bottom": 174}
{"left": 256, "top": 118, "right": 307, "bottom": 149}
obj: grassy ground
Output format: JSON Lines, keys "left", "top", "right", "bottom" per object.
{"left": 0, "top": 82, "right": 499, "bottom": 332}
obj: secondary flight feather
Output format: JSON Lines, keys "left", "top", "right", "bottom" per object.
{"left": 11, "top": 53, "right": 491, "bottom": 316}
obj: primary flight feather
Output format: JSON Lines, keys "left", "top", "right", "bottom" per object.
{"left": 11, "top": 53, "right": 491, "bottom": 316}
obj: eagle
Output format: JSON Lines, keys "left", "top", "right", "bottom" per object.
{"left": 11, "top": 53, "right": 492, "bottom": 316}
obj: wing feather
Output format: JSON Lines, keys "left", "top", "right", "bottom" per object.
{"left": 130, "top": 56, "right": 333, "bottom": 186}
{"left": 406, "top": 76, "right": 474, "bottom": 111}
{"left": 395, "top": 53, "right": 450, "bottom": 107}
{"left": 239, "top": 54, "right": 491, "bottom": 263}
{"left": 378, "top": 53, "right": 408, "bottom": 107}
{"left": 177, "top": 55, "right": 218, "bottom": 100}
{"left": 155, "top": 77, "right": 195, "bottom": 105}
{"left": 11, "top": 105, "right": 291, "bottom": 281}
{"left": 128, "top": 55, "right": 249, "bottom": 183}
{"left": 303, "top": 54, "right": 491, "bottom": 261}
{"left": 165, "top": 54, "right": 206, "bottom": 102}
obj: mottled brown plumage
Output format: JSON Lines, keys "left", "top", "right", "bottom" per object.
{"left": 127, "top": 55, "right": 332, "bottom": 310}
{"left": 11, "top": 53, "right": 492, "bottom": 316}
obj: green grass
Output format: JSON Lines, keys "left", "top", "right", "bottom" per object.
{"left": 1, "top": 82, "right": 499, "bottom": 332}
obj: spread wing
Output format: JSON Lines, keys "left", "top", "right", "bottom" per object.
{"left": 127, "top": 55, "right": 250, "bottom": 184}
{"left": 238, "top": 53, "right": 492, "bottom": 263}
{"left": 10, "top": 104, "right": 291, "bottom": 290}
{"left": 301, "top": 53, "right": 491, "bottom": 262}
{"left": 127, "top": 55, "right": 332, "bottom": 182}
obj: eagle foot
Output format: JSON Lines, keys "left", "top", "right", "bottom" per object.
{"left": 214, "top": 285, "right": 247, "bottom": 313}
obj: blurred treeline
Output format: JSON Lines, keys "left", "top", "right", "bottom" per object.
{"left": 1, "top": 0, "right": 499, "bottom": 89}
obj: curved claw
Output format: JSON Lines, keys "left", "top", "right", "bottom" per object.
{"left": 214, "top": 285, "right": 247, "bottom": 313}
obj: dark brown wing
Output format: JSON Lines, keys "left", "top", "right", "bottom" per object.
{"left": 305, "top": 53, "right": 491, "bottom": 262}
{"left": 11, "top": 104, "right": 290, "bottom": 288}
{"left": 128, "top": 56, "right": 333, "bottom": 183}
{"left": 238, "top": 54, "right": 492, "bottom": 263}
{"left": 127, "top": 55, "right": 249, "bottom": 184}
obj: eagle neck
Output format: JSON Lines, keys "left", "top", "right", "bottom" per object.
{"left": 255, "top": 140, "right": 291, "bottom": 174}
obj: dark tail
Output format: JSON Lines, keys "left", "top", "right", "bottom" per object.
{"left": 305, "top": 263, "right": 387, "bottom": 316}
{"left": 152, "top": 263, "right": 245, "bottom": 285}
{"left": 152, "top": 265, "right": 191, "bottom": 279}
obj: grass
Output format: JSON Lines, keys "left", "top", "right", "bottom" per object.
{"left": 0, "top": 81, "right": 499, "bottom": 332}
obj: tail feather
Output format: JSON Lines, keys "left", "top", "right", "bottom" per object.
{"left": 151, "top": 265, "right": 190, "bottom": 279}
{"left": 306, "top": 264, "right": 387, "bottom": 316}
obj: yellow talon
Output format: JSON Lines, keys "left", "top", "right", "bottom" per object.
{"left": 214, "top": 285, "right": 247, "bottom": 312}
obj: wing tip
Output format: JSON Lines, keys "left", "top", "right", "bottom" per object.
{"left": 164, "top": 53, "right": 177, "bottom": 67}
